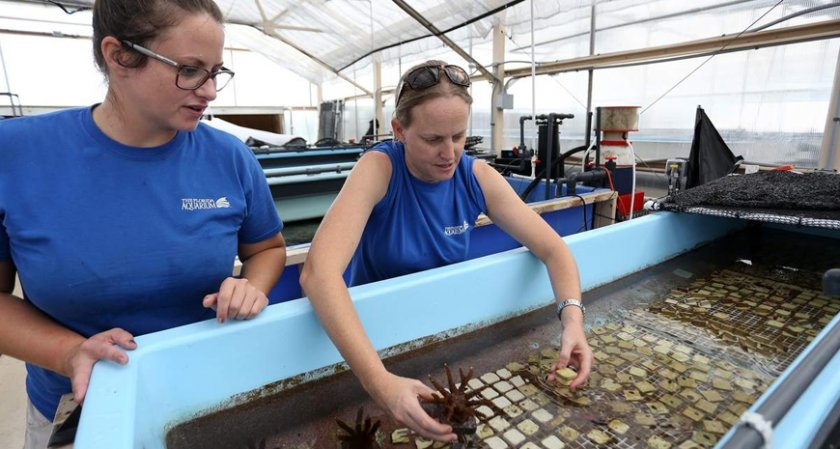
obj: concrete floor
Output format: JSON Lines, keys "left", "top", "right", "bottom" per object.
{"left": 0, "top": 355, "right": 26, "bottom": 449}
{"left": 1, "top": 278, "right": 26, "bottom": 449}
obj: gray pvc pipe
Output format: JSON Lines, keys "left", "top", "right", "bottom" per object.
{"left": 719, "top": 268, "right": 840, "bottom": 448}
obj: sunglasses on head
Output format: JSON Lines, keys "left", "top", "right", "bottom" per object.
{"left": 396, "top": 64, "right": 471, "bottom": 106}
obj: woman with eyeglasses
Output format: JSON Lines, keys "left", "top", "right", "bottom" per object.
{"left": 301, "top": 60, "right": 592, "bottom": 442}
{"left": 0, "top": 1, "right": 286, "bottom": 446}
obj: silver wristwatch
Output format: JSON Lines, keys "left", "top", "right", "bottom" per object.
{"left": 556, "top": 299, "right": 585, "bottom": 319}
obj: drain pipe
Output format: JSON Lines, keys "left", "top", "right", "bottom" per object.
{"left": 544, "top": 114, "right": 555, "bottom": 200}
{"left": 519, "top": 115, "right": 534, "bottom": 152}
{"left": 565, "top": 168, "right": 608, "bottom": 196}
{"left": 543, "top": 113, "right": 576, "bottom": 200}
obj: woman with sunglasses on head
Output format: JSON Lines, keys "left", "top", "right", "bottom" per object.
{"left": 301, "top": 60, "right": 592, "bottom": 442}
{"left": 0, "top": 1, "right": 286, "bottom": 446}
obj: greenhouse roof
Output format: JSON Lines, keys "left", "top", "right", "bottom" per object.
{"left": 1, "top": 0, "right": 839, "bottom": 89}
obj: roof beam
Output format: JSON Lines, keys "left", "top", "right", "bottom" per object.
{"left": 392, "top": 0, "right": 501, "bottom": 85}
{"left": 510, "top": 0, "right": 755, "bottom": 53}
{"left": 254, "top": 25, "right": 372, "bottom": 96}
{"left": 501, "top": 18, "right": 840, "bottom": 79}
{"left": 253, "top": 0, "right": 370, "bottom": 95}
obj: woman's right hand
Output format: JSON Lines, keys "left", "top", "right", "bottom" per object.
{"left": 63, "top": 327, "right": 136, "bottom": 404}
{"left": 369, "top": 371, "right": 456, "bottom": 442}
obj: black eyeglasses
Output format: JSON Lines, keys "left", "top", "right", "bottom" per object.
{"left": 121, "top": 40, "right": 235, "bottom": 92}
{"left": 395, "top": 64, "right": 471, "bottom": 106}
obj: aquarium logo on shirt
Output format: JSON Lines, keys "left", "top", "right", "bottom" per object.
{"left": 444, "top": 220, "right": 470, "bottom": 236}
{"left": 181, "top": 197, "right": 231, "bottom": 211}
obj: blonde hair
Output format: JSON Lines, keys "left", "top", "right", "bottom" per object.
{"left": 394, "top": 60, "right": 472, "bottom": 128}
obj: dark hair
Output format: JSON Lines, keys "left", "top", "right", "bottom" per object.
{"left": 394, "top": 60, "right": 472, "bottom": 128}
{"left": 92, "top": 0, "right": 224, "bottom": 74}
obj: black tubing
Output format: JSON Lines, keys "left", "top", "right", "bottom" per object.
{"left": 264, "top": 164, "right": 352, "bottom": 178}
{"left": 545, "top": 114, "right": 555, "bottom": 200}
{"left": 519, "top": 115, "right": 534, "bottom": 151}
{"left": 542, "top": 113, "right": 574, "bottom": 200}
{"left": 566, "top": 168, "right": 608, "bottom": 196}
{"left": 519, "top": 144, "right": 588, "bottom": 201}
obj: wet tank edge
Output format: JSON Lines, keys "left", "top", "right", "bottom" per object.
{"left": 164, "top": 224, "right": 840, "bottom": 448}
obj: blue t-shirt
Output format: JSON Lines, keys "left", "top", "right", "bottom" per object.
{"left": 347, "top": 140, "right": 487, "bottom": 286}
{"left": 0, "top": 106, "right": 283, "bottom": 419}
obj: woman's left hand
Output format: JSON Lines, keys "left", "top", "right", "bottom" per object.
{"left": 547, "top": 322, "right": 593, "bottom": 389}
{"left": 202, "top": 277, "right": 268, "bottom": 322}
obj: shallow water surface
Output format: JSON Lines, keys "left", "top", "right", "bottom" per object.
{"left": 166, "top": 226, "right": 840, "bottom": 449}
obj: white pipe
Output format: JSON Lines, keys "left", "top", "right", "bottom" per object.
{"left": 353, "top": 69, "right": 359, "bottom": 142}
{"left": 819, "top": 47, "right": 840, "bottom": 170}
{"left": 629, "top": 159, "right": 637, "bottom": 220}
{"left": 581, "top": 145, "right": 594, "bottom": 170}
{"left": 468, "top": 38, "right": 473, "bottom": 138}
{"left": 629, "top": 147, "right": 638, "bottom": 220}
{"left": 530, "top": 0, "right": 536, "bottom": 173}
{"left": 0, "top": 37, "right": 13, "bottom": 95}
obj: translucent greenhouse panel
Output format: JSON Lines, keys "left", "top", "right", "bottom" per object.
{"left": 286, "top": 110, "right": 319, "bottom": 143}
{"left": 494, "top": 38, "right": 837, "bottom": 168}
{"left": 503, "top": 72, "right": 592, "bottom": 153}
{"left": 226, "top": 24, "right": 332, "bottom": 86}
{"left": 0, "top": 34, "right": 105, "bottom": 107}
{"left": 212, "top": 49, "right": 315, "bottom": 108}
{"left": 340, "top": 97, "right": 374, "bottom": 143}
{"left": 595, "top": 0, "right": 840, "bottom": 55}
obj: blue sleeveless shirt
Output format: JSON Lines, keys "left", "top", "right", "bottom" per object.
{"left": 347, "top": 140, "right": 487, "bottom": 286}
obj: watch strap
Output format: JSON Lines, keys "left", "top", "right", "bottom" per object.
{"left": 556, "top": 299, "right": 585, "bottom": 319}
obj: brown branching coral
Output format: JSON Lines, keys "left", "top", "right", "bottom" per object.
{"left": 335, "top": 407, "right": 381, "bottom": 449}
{"left": 420, "top": 364, "right": 495, "bottom": 432}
